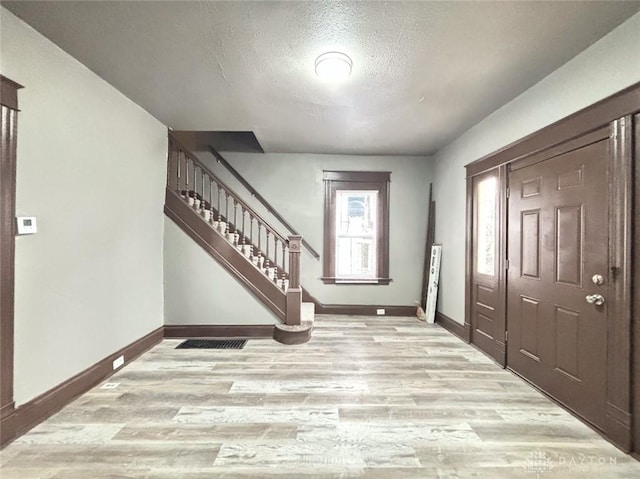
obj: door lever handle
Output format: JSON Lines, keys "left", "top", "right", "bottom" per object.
{"left": 585, "top": 294, "right": 605, "bottom": 306}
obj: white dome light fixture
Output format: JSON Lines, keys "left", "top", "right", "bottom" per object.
{"left": 315, "top": 52, "right": 353, "bottom": 81}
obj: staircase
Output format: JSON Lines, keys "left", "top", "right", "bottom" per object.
{"left": 164, "top": 134, "right": 313, "bottom": 344}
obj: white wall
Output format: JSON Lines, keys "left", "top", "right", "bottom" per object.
{"left": 432, "top": 12, "right": 640, "bottom": 324}
{"left": 163, "top": 219, "right": 278, "bottom": 325}
{"left": 195, "top": 150, "right": 433, "bottom": 306}
{"left": 1, "top": 8, "right": 167, "bottom": 405}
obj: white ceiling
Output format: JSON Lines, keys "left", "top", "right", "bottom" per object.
{"left": 3, "top": 1, "right": 639, "bottom": 155}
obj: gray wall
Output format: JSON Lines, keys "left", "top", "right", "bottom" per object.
{"left": 193, "top": 150, "right": 433, "bottom": 306}
{"left": 163, "top": 219, "right": 278, "bottom": 325}
{"left": 1, "top": 9, "right": 167, "bottom": 405}
{"left": 431, "top": 12, "right": 640, "bottom": 324}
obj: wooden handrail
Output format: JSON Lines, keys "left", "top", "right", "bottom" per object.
{"left": 208, "top": 145, "right": 321, "bottom": 259}
{"left": 169, "top": 133, "right": 288, "bottom": 246}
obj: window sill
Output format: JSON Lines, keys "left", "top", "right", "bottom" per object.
{"left": 320, "top": 277, "right": 392, "bottom": 285}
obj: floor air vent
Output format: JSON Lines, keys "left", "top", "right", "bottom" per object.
{"left": 176, "top": 339, "right": 247, "bottom": 349}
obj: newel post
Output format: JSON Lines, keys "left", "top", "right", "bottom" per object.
{"left": 286, "top": 235, "right": 303, "bottom": 326}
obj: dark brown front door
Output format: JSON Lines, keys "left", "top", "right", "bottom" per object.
{"left": 507, "top": 138, "right": 609, "bottom": 431}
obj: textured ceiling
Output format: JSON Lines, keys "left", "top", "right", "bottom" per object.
{"left": 3, "top": 1, "right": 639, "bottom": 155}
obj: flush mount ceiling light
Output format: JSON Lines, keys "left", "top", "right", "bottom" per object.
{"left": 315, "top": 52, "right": 353, "bottom": 81}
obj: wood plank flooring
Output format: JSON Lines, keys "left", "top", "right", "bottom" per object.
{"left": 1, "top": 315, "right": 639, "bottom": 478}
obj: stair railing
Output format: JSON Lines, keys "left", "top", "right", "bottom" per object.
{"left": 207, "top": 146, "right": 320, "bottom": 260}
{"left": 167, "top": 134, "right": 302, "bottom": 320}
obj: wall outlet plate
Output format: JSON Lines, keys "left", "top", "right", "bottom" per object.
{"left": 112, "top": 355, "right": 125, "bottom": 370}
{"left": 376, "top": 308, "right": 385, "bottom": 315}
{"left": 100, "top": 382, "right": 120, "bottom": 390}
{"left": 16, "top": 217, "right": 37, "bottom": 235}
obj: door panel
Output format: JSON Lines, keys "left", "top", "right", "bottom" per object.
{"left": 507, "top": 139, "right": 609, "bottom": 431}
{"left": 519, "top": 296, "right": 540, "bottom": 360}
{"left": 555, "top": 205, "right": 582, "bottom": 286}
{"left": 470, "top": 168, "right": 506, "bottom": 365}
{"left": 520, "top": 210, "right": 541, "bottom": 278}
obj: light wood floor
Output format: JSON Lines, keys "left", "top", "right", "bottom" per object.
{"left": 1, "top": 315, "right": 639, "bottom": 478}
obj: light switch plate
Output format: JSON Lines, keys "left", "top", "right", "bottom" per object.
{"left": 16, "top": 217, "right": 37, "bottom": 235}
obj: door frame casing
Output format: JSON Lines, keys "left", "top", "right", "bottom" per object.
{"left": 464, "top": 82, "right": 640, "bottom": 452}
{"left": 633, "top": 113, "right": 640, "bottom": 460}
{"left": 0, "top": 76, "right": 22, "bottom": 428}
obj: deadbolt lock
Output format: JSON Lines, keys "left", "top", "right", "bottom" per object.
{"left": 591, "top": 274, "right": 605, "bottom": 285}
{"left": 585, "top": 294, "right": 605, "bottom": 306}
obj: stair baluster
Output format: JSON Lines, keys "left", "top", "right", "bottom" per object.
{"left": 208, "top": 178, "right": 215, "bottom": 224}
{"left": 274, "top": 239, "right": 279, "bottom": 285}
{"left": 184, "top": 157, "right": 190, "bottom": 203}
{"left": 232, "top": 201, "right": 239, "bottom": 247}
{"left": 192, "top": 164, "right": 199, "bottom": 210}
{"left": 200, "top": 169, "right": 206, "bottom": 215}
{"left": 265, "top": 230, "right": 271, "bottom": 276}
{"left": 215, "top": 183, "right": 221, "bottom": 228}
{"left": 249, "top": 215, "right": 255, "bottom": 260}
{"left": 257, "top": 223, "right": 263, "bottom": 269}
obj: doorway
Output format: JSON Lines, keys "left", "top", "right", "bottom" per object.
{"left": 465, "top": 84, "right": 638, "bottom": 452}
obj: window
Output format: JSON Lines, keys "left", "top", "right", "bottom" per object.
{"left": 322, "top": 171, "right": 391, "bottom": 284}
{"left": 476, "top": 175, "right": 497, "bottom": 276}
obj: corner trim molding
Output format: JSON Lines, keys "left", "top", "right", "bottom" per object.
{"left": 0, "top": 327, "right": 163, "bottom": 448}
{"left": 435, "top": 311, "right": 471, "bottom": 342}
{"left": 163, "top": 324, "right": 275, "bottom": 338}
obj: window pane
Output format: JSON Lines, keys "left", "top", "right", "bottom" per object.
{"left": 336, "top": 190, "right": 377, "bottom": 236}
{"left": 335, "top": 190, "right": 377, "bottom": 278}
{"left": 476, "top": 176, "right": 497, "bottom": 276}
{"left": 336, "top": 237, "right": 376, "bottom": 277}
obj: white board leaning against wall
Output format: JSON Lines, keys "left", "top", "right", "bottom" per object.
{"left": 425, "top": 244, "right": 442, "bottom": 324}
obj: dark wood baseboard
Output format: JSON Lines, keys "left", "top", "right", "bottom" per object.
{"left": 435, "top": 311, "right": 471, "bottom": 342}
{"left": 302, "top": 288, "right": 414, "bottom": 316}
{"left": 163, "top": 324, "right": 275, "bottom": 338}
{"left": 316, "top": 304, "right": 414, "bottom": 316}
{"left": 0, "top": 327, "right": 163, "bottom": 448}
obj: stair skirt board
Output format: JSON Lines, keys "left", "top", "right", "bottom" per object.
{"left": 176, "top": 339, "right": 247, "bottom": 349}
